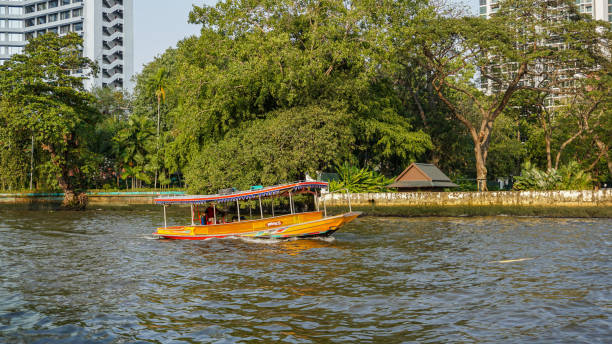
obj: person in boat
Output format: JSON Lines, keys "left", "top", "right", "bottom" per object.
{"left": 202, "top": 205, "right": 227, "bottom": 225}
{"left": 204, "top": 205, "right": 215, "bottom": 225}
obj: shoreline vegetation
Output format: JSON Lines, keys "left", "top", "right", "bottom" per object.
{"left": 1, "top": 1, "right": 611, "bottom": 210}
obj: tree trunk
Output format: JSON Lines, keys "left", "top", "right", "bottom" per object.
{"left": 539, "top": 114, "right": 553, "bottom": 171}
{"left": 554, "top": 128, "right": 583, "bottom": 170}
{"left": 155, "top": 97, "right": 161, "bottom": 189}
{"left": 474, "top": 143, "right": 488, "bottom": 192}
{"left": 593, "top": 137, "right": 612, "bottom": 176}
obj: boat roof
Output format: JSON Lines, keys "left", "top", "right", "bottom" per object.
{"left": 154, "top": 181, "right": 328, "bottom": 205}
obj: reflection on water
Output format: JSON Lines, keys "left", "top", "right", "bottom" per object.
{"left": 0, "top": 207, "right": 610, "bottom": 343}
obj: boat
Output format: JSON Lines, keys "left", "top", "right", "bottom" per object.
{"left": 153, "top": 181, "right": 361, "bottom": 240}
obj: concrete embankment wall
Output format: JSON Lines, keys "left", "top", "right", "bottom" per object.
{"left": 321, "top": 190, "right": 612, "bottom": 207}
{"left": 0, "top": 192, "right": 185, "bottom": 206}
{"left": 320, "top": 190, "right": 612, "bottom": 217}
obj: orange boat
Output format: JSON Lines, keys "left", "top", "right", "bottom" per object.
{"left": 153, "top": 181, "right": 361, "bottom": 240}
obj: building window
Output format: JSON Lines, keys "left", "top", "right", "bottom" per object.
{"left": 25, "top": 5, "right": 35, "bottom": 14}
{"left": 8, "top": 6, "right": 23, "bottom": 15}
{"left": 49, "top": 13, "right": 58, "bottom": 22}
{"left": 8, "top": 46, "right": 23, "bottom": 54}
{"left": 60, "top": 25, "right": 70, "bottom": 34}
{"left": 61, "top": 0, "right": 71, "bottom": 5}
{"left": 48, "top": 27, "right": 58, "bottom": 34}
{"left": 37, "top": 29, "right": 46, "bottom": 36}
{"left": 8, "top": 20, "right": 22, "bottom": 29}
{"left": 60, "top": 11, "right": 70, "bottom": 20}
{"left": 37, "top": 3, "right": 47, "bottom": 11}
{"left": 37, "top": 16, "right": 47, "bottom": 25}
{"left": 49, "top": 1, "right": 59, "bottom": 8}
{"left": 25, "top": 32, "right": 35, "bottom": 40}
{"left": 8, "top": 33, "right": 23, "bottom": 42}
{"left": 73, "top": 22, "right": 83, "bottom": 31}
{"left": 72, "top": 8, "right": 83, "bottom": 17}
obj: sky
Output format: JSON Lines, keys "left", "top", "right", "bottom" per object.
{"left": 134, "top": 0, "right": 477, "bottom": 74}
{"left": 133, "top": 0, "right": 216, "bottom": 74}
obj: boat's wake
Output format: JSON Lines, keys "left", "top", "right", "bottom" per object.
{"left": 230, "top": 235, "right": 336, "bottom": 245}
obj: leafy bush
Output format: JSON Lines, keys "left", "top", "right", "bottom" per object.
{"left": 328, "top": 163, "right": 394, "bottom": 193}
{"left": 513, "top": 161, "right": 592, "bottom": 190}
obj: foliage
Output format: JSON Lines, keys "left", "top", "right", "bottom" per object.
{"left": 328, "top": 163, "right": 394, "bottom": 193}
{"left": 1, "top": 0, "right": 611, "bottom": 195}
{"left": 0, "top": 33, "right": 100, "bottom": 208}
{"left": 185, "top": 104, "right": 353, "bottom": 194}
{"left": 513, "top": 161, "right": 592, "bottom": 191}
{"left": 136, "top": 0, "right": 433, "bottom": 184}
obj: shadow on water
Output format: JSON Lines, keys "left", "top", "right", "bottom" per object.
{"left": 0, "top": 208, "right": 610, "bottom": 343}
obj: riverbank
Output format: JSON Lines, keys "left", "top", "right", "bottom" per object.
{"left": 321, "top": 190, "right": 612, "bottom": 218}
{"left": 1, "top": 190, "right": 610, "bottom": 217}
{"left": 327, "top": 205, "right": 612, "bottom": 218}
{"left": 0, "top": 191, "right": 185, "bottom": 207}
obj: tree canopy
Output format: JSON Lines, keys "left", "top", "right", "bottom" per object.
{"left": 1, "top": 0, "right": 611, "bottom": 198}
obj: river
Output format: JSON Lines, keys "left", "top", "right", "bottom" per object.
{"left": 0, "top": 207, "right": 610, "bottom": 343}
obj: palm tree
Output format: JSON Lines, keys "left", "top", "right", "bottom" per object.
{"left": 114, "top": 115, "right": 155, "bottom": 189}
{"left": 152, "top": 68, "right": 167, "bottom": 189}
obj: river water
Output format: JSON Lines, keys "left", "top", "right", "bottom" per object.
{"left": 0, "top": 207, "right": 610, "bottom": 343}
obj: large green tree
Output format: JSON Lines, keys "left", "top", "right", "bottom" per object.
{"left": 410, "top": 0, "right": 607, "bottom": 190}
{"left": 0, "top": 33, "right": 99, "bottom": 208}
{"left": 170, "top": 0, "right": 431, "bottom": 176}
{"left": 185, "top": 104, "right": 353, "bottom": 193}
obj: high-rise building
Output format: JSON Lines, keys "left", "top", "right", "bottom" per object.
{"left": 479, "top": 0, "right": 612, "bottom": 22}
{"left": 0, "top": 0, "right": 134, "bottom": 90}
{"left": 478, "top": 0, "right": 610, "bottom": 107}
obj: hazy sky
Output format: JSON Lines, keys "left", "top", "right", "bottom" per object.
{"left": 134, "top": 0, "right": 476, "bottom": 74}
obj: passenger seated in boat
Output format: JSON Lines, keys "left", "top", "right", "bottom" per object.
{"left": 204, "top": 206, "right": 215, "bottom": 225}
{"left": 203, "top": 205, "right": 228, "bottom": 224}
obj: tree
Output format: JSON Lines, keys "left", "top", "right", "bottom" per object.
{"left": 151, "top": 68, "right": 167, "bottom": 189}
{"left": 411, "top": 0, "right": 605, "bottom": 190}
{"left": 0, "top": 33, "right": 99, "bottom": 208}
{"left": 185, "top": 104, "right": 353, "bottom": 193}
{"left": 113, "top": 115, "right": 155, "bottom": 190}
{"left": 180, "top": 0, "right": 432, "bottom": 172}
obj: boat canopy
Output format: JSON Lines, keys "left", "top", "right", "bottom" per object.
{"left": 154, "top": 181, "right": 328, "bottom": 205}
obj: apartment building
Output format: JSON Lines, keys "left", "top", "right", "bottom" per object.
{"left": 0, "top": 0, "right": 134, "bottom": 89}
{"left": 478, "top": 0, "right": 610, "bottom": 107}
{"left": 480, "top": 0, "right": 612, "bottom": 22}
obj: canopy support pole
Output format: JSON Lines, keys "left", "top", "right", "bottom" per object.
{"left": 259, "top": 195, "right": 263, "bottom": 219}
{"left": 236, "top": 200, "right": 240, "bottom": 222}
{"left": 163, "top": 205, "right": 167, "bottom": 228}
{"left": 191, "top": 204, "right": 195, "bottom": 225}
{"left": 271, "top": 197, "right": 275, "bottom": 217}
{"left": 213, "top": 204, "right": 217, "bottom": 224}
{"left": 289, "top": 192, "right": 294, "bottom": 214}
{"left": 315, "top": 193, "right": 319, "bottom": 212}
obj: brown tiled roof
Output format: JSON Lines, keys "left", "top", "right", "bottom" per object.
{"left": 388, "top": 163, "right": 458, "bottom": 189}
{"left": 387, "top": 180, "right": 458, "bottom": 188}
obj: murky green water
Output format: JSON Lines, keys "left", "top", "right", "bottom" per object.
{"left": 0, "top": 207, "right": 610, "bottom": 343}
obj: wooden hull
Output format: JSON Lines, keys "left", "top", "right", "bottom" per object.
{"left": 153, "top": 211, "right": 361, "bottom": 240}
